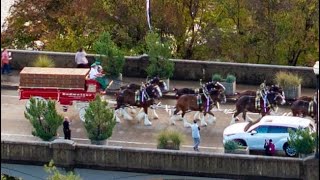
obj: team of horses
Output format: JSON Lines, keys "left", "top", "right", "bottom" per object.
{"left": 112, "top": 77, "right": 318, "bottom": 127}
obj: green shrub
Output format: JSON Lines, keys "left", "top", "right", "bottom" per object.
{"left": 212, "top": 73, "right": 223, "bottom": 82}
{"left": 225, "top": 74, "right": 236, "bottom": 83}
{"left": 224, "top": 140, "right": 239, "bottom": 151}
{"left": 24, "top": 98, "right": 63, "bottom": 141}
{"left": 84, "top": 95, "right": 116, "bottom": 141}
{"left": 145, "top": 32, "right": 174, "bottom": 79}
{"left": 93, "top": 31, "right": 125, "bottom": 77}
{"left": 157, "top": 130, "right": 184, "bottom": 150}
{"left": 32, "top": 55, "right": 55, "bottom": 67}
{"left": 274, "top": 71, "right": 302, "bottom": 87}
{"left": 288, "top": 128, "right": 316, "bottom": 155}
{"left": 45, "top": 160, "right": 82, "bottom": 180}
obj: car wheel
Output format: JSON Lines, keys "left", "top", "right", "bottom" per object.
{"left": 284, "top": 143, "right": 297, "bottom": 157}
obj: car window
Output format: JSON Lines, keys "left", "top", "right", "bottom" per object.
{"left": 268, "top": 126, "right": 289, "bottom": 133}
{"left": 253, "top": 125, "right": 268, "bottom": 133}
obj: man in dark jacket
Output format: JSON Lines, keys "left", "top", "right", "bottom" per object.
{"left": 63, "top": 117, "right": 71, "bottom": 140}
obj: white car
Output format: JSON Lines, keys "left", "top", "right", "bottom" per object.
{"left": 223, "top": 115, "right": 316, "bottom": 157}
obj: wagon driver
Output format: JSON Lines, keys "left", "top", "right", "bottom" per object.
{"left": 89, "top": 63, "right": 109, "bottom": 92}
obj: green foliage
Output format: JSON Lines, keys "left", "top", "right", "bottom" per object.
{"left": 44, "top": 160, "right": 82, "bottom": 180}
{"left": 274, "top": 71, "right": 302, "bottom": 87}
{"left": 212, "top": 73, "right": 223, "bottom": 82}
{"left": 84, "top": 95, "right": 116, "bottom": 141}
{"left": 156, "top": 129, "right": 184, "bottom": 150}
{"left": 145, "top": 32, "right": 174, "bottom": 79}
{"left": 225, "top": 74, "right": 236, "bottom": 83}
{"left": 288, "top": 128, "right": 316, "bottom": 155}
{"left": 24, "top": 98, "right": 63, "bottom": 141}
{"left": 32, "top": 55, "right": 55, "bottom": 67}
{"left": 224, "top": 140, "right": 239, "bottom": 151}
{"left": 1, "top": 174, "right": 21, "bottom": 180}
{"left": 93, "top": 31, "right": 125, "bottom": 77}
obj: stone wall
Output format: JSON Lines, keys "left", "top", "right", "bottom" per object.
{"left": 8, "top": 49, "right": 317, "bottom": 88}
{"left": 1, "top": 140, "right": 319, "bottom": 180}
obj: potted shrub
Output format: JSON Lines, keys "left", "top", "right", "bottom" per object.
{"left": 145, "top": 32, "right": 174, "bottom": 90}
{"left": 288, "top": 128, "right": 316, "bottom": 158}
{"left": 93, "top": 31, "right": 125, "bottom": 90}
{"left": 24, "top": 97, "right": 63, "bottom": 141}
{"left": 212, "top": 73, "right": 237, "bottom": 96}
{"left": 84, "top": 95, "right": 116, "bottom": 145}
{"left": 274, "top": 71, "right": 302, "bottom": 100}
{"left": 156, "top": 129, "right": 184, "bottom": 150}
{"left": 224, "top": 140, "right": 249, "bottom": 154}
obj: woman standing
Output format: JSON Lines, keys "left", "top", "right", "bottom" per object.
{"left": 1, "top": 48, "right": 12, "bottom": 75}
{"left": 75, "top": 47, "right": 89, "bottom": 68}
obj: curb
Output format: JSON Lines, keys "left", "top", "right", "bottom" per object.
{"left": 1, "top": 84, "right": 19, "bottom": 90}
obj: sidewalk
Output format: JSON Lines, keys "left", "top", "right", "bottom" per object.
{"left": 1, "top": 70, "right": 316, "bottom": 98}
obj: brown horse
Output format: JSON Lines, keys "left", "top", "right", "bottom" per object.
{"left": 115, "top": 83, "right": 162, "bottom": 126}
{"left": 290, "top": 98, "right": 318, "bottom": 122}
{"left": 234, "top": 85, "right": 285, "bottom": 101}
{"left": 170, "top": 89, "right": 226, "bottom": 127}
{"left": 230, "top": 91, "right": 286, "bottom": 124}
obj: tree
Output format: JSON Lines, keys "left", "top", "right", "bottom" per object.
{"left": 44, "top": 160, "right": 82, "bottom": 180}
{"left": 288, "top": 128, "right": 316, "bottom": 155}
{"left": 84, "top": 95, "right": 116, "bottom": 143}
{"left": 24, "top": 98, "right": 63, "bottom": 141}
{"left": 145, "top": 31, "right": 174, "bottom": 79}
{"left": 93, "top": 31, "right": 125, "bottom": 77}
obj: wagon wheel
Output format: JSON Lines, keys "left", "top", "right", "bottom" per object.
{"left": 26, "top": 96, "right": 47, "bottom": 109}
{"left": 79, "top": 106, "right": 88, "bottom": 122}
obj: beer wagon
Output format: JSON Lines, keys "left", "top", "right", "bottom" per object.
{"left": 18, "top": 67, "right": 112, "bottom": 121}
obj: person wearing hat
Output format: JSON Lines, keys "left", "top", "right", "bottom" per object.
{"left": 89, "top": 63, "right": 108, "bottom": 91}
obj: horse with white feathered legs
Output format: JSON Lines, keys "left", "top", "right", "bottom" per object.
{"left": 170, "top": 83, "right": 227, "bottom": 128}
{"left": 114, "top": 83, "right": 162, "bottom": 126}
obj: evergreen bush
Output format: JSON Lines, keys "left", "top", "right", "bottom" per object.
{"left": 145, "top": 32, "right": 174, "bottom": 79}
{"left": 32, "top": 55, "right": 55, "bottom": 67}
{"left": 288, "top": 128, "right": 316, "bottom": 155}
{"left": 84, "top": 95, "right": 116, "bottom": 142}
{"left": 212, "top": 73, "right": 223, "bottom": 82}
{"left": 225, "top": 74, "right": 236, "bottom": 83}
{"left": 224, "top": 140, "right": 239, "bottom": 151}
{"left": 24, "top": 98, "right": 63, "bottom": 141}
{"left": 93, "top": 31, "right": 125, "bottom": 77}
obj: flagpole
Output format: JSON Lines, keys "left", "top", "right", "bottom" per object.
{"left": 146, "top": 0, "right": 152, "bottom": 31}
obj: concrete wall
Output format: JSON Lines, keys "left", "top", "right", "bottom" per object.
{"left": 8, "top": 49, "right": 317, "bottom": 88}
{"left": 1, "top": 140, "right": 319, "bottom": 180}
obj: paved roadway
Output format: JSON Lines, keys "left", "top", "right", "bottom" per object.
{"left": 2, "top": 88, "right": 308, "bottom": 155}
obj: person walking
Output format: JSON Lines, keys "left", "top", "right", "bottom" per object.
{"left": 75, "top": 47, "right": 89, "bottom": 68}
{"left": 1, "top": 48, "right": 12, "bottom": 75}
{"left": 191, "top": 119, "right": 201, "bottom": 151}
{"left": 63, "top": 117, "right": 71, "bottom": 140}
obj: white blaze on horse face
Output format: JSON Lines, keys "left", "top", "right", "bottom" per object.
{"left": 155, "top": 85, "right": 162, "bottom": 97}
{"left": 216, "top": 82, "right": 226, "bottom": 91}
{"left": 163, "top": 81, "right": 168, "bottom": 91}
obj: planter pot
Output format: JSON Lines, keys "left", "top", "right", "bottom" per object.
{"left": 157, "top": 141, "right": 179, "bottom": 150}
{"left": 107, "top": 73, "right": 122, "bottom": 90}
{"left": 299, "top": 153, "right": 314, "bottom": 158}
{"left": 224, "top": 147, "right": 249, "bottom": 154}
{"left": 90, "top": 139, "right": 107, "bottom": 145}
{"left": 221, "top": 81, "right": 236, "bottom": 96}
{"left": 283, "top": 84, "right": 301, "bottom": 100}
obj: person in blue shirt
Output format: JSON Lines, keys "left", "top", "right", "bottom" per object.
{"left": 191, "top": 120, "right": 201, "bottom": 151}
